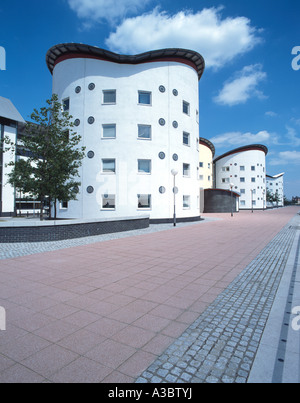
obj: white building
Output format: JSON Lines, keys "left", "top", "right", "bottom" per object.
{"left": 266, "top": 173, "right": 285, "bottom": 207}
{"left": 199, "top": 138, "right": 215, "bottom": 190}
{"left": 0, "top": 96, "right": 25, "bottom": 216}
{"left": 214, "top": 145, "right": 268, "bottom": 210}
{"left": 46, "top": 44, "right": 205, "bottom": 222}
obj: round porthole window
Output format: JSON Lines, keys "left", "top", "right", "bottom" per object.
{"left": 88, "top": 83, "right": 95, "bottom": 91}
{"left": 87, "top": 186, "right": 94, "bottom": 194}
{"left": 159, "top": 85, "right": 166, "bottom": 93}
{"left": 159, "top": 152, "right": 166, "bottom": 160}
{"left": 173, "top": 154, "right": 179, "bottom": 161}
{"left": 159, "top": 118, "right": 166, "bottom": 126}
{"left": 87, "top": 151, "right": 95, "bottom": 159}
{"left": 173, "top": 89, "right": 178, "bottom": 96}
{"left": 159, "top": 186, "right": 166, "bottom": 194}
{"left": 75, "top": 86, "right": 81, "bottom": 94}
{"left": 74, "top": 119, "right": 80, "bottom": 127}
{"left": 172, "top": 121, "right": 178, "bottom": 129}
{"left": 88, "top": 116, "right": 95, "bottom": 124}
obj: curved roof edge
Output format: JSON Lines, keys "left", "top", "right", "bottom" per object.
{"left": 266, "top": 172, "right": 285, "bottom": 179}
{"left": 214, "top": 144, "right": 268, "bottom": 163}
{"left": 199, "top": 137, "right": 215, "bottom": 157}
{"left": 46, "top": 43, "right": 205, "bottom": 80}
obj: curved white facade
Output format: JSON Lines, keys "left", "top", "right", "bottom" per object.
{"left": 49, "top": 45, "right": 204, "bottom": 221}
{"left": 214, "top": 145, "right": 268, "bottom": 210}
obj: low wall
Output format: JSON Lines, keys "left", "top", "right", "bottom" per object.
{"left": 0, "top": 216, "right": 149, "bottom": 243}
{"left": 204, "top": 189, "right": 240, "bottom": 213}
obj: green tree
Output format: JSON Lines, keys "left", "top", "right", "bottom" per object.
{"left": 7, "top": 94, "right": 85, "bottom": 220}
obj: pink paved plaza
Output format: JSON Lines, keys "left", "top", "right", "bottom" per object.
{"left": 0, "top": 207, "right": 299, "bottom": 383}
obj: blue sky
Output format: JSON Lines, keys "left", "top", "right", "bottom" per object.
{"left": 0, "top": 0, "right": 299, "bottom": 198}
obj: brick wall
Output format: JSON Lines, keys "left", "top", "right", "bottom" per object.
{"left": 0, "top": 217, "right": 149, "bottom": 243}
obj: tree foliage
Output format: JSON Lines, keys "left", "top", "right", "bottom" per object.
{"left": 7, "top": 94, "right": 85, "bottom": 219}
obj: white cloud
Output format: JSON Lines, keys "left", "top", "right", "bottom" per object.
{"left": 285, "top": 126, "right": 300, "bottom": 147}
{"left": 269, "top": 151, "right": 300, "bottom": 166}
{"left": 214, "top": 64, "right": 267, "bottom": 106}
{"left": 265, "top": 111, "right": 278, "bottom": 118}
{"left": 67, "top": 0, "right": 150, "bottom": 25}
{"left": 105, "top": 7, "right": 262, "bottom": 68}
{"left": 210, "top": 130, "right": 272, "bottom": 147}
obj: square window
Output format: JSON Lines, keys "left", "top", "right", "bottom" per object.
{"left": 102, "top": 159, "right": 116, "bottom": 173}
{"left": 183, "top": 132, "right": 190, "bottom": 146}
{"left": 183, "top": 163, "right": 190, "bottom": 177}
{"left": 103, "top": 90, "right": 116, "bottom": 104}
{"left": 199, "top": 162, "right": 203, "bottom": 168}
{"left": 183, "top": 195, "right": 190, "bottom": 209}
{"left": 138, "top": 159, "right": 151, "bottom": 174}
{"left": 102, "top": 124, "right": 116, "bottom": 139}
{"left": 138, "top": 194, "right": 151, "bottom": 209}
{"left": 60, "top": 201, "right": 68, "bottom": 209}
{"left": 251, "top": 166, "right": 256, "bottom": 171}
{"left": 102, "top": 194, "right": 116, "bottom": 209}
{"left": 62, "top": 98, "right": 70, "bottom": 112}
{"left": 240, "top": 177, "right": 245, "bottom": 183}
{"left": 251, "top": 177, "right": 256, "bottom": 183}
{"left": 240, "top": 166, "right": 245, "bottom": 171}
{"left": 138, "top": 91, "right": 151, "bottom": 105}
{"left": 138, "top": 125, "right": 151, "bottom": 140}
{"left": 183, "top": 101, "right": 190, "bottom": 115}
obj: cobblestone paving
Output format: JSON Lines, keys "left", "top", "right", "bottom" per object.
{"left": 136, "top": 221, "right": 298, "bottom": 383}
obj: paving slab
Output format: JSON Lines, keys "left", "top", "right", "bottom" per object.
{"left": 0, "top": 207, "right": 299, "bottom": 383}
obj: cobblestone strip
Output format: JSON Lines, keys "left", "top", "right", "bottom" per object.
{"left": 136, "top": 223, "right": 298, "bottom": 383}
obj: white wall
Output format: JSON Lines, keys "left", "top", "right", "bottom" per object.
{"left": 52, "top": 57, "right": 201, "bottom": 220}
{"left": 215, "top": 149, "right": 267, "bottom": 210}
{"left": 267, "top": 175, "right": 284, "bottom": 207}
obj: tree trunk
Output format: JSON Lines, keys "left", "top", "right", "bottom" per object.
{"left": 40, "top": 196, "right": 44, "bottom": 221}
{"left": 54, "top": 198, "right": 57, "bottom": 220}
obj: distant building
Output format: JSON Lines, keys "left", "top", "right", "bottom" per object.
{"left": 292, "top": 196, "right": 300, "bottom": 205}
{"left": 266, "top": 173, "right": 285, "bottom": 207}
{"left": 214, "top": 145, "right": 268, "bottom": 210}
{"left": 0, "top": 96, "right": 25, "bottom": 216}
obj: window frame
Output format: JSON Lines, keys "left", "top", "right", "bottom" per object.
{"left": 102, "top": 124, "right": 116, "bottom": 139}
{"left": 101, "top": 194, "right": 116, "bottom": 210}
{"left": 138, "top": 91, "right": 152, "bottom": 106}
{"left": 183, "top": 100, "right": 190, "bottom": 115}
{"left": 138, "top": 159, "right": 152, "bottom": 174}
{"left": 102, "top": 90, "right": 116, "bottom": 105}
{"left": 183, "top": 163, "right": 191, "bottom": 177}
{"left": 137, "top": 194, "right": 152, "bottom": 210}
{"left": 183, "top": 131, "right": 190, "bottom": 146}
{"left": 102, "top": 158, "right": 116, "bottom": 174}
{"left": 138, "top": 124, "right": 152, "bottom": 140}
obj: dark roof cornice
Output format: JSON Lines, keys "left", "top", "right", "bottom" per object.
{"left": 46, "top": 43, "right": 205, "bottom": 80}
